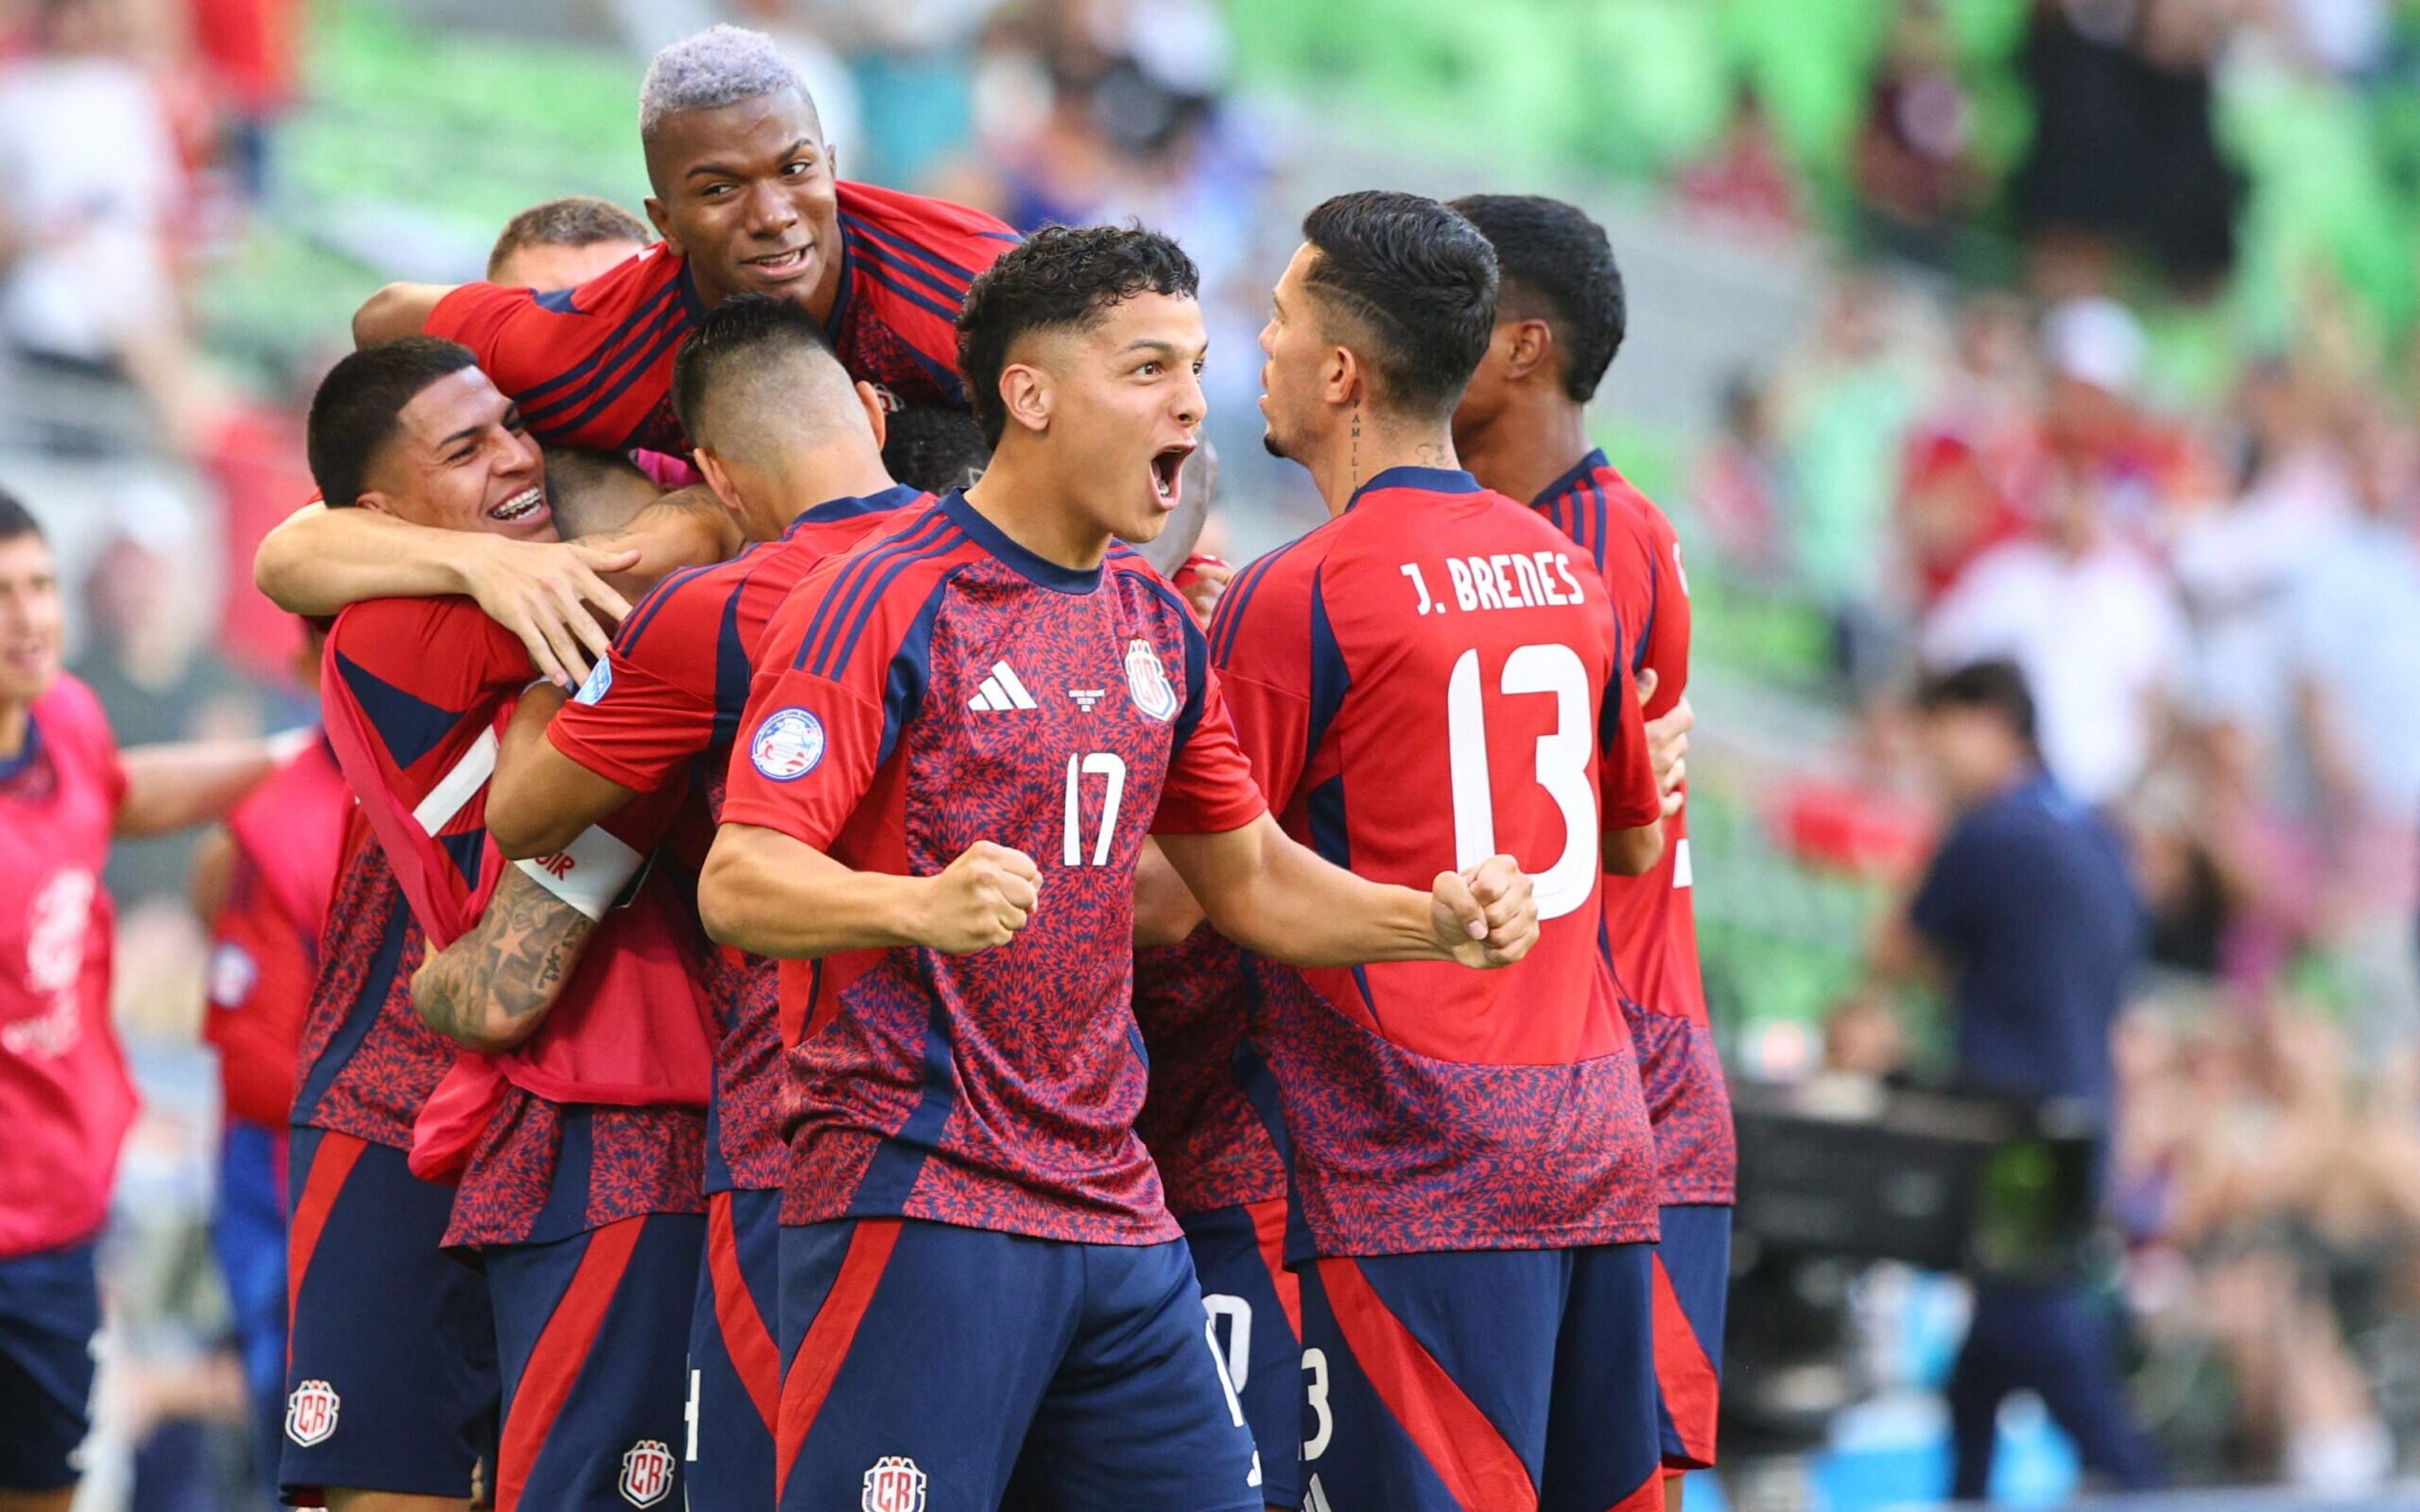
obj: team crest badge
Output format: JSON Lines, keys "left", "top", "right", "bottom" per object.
{"left": 284, "top": 1379, "right": 340, "bottom": 1447}
{"left": 618, "top": 1439, "right": 676, "bottom": 1508}
{"left": 574, "top": 655, "right": 613, "bottom": 706}
{"left": 750, "top": 707, "right": 826, "bottom": 781}
{"left": 861, "top": 1455, "right": 928, "bottom": 1512}
{"left": 1124, "top": 638, "right": 1180, "bottom": 723}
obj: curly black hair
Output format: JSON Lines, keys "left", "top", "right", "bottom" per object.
{"left": 881, "top": 405, "right": 991, "bottom": 495}
{"left": 956, "top": 224, "right": 1199, "bottom": 449}
{"left": 0, "top": 489, "right": 39, "bottom": 544}
{"left": 1449, "top": 194, "right": 1625, "bottom": 404}
{"left": 1299, "top": 191, "right": 1498, "bottom": 420}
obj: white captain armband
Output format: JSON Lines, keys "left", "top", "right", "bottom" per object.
{"left": 513, "top": 825, "right": 646, "bottom": 922}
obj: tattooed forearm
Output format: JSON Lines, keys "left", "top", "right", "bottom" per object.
{"left": 411, "top": 868, "right": 598, "bottom": 1052}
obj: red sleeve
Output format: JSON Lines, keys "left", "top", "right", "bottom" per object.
{"left": 330, "top": 596, "right": 534, "bottom": 706}
{"left": 717, "top": 563, "right": 894, "bottom": 850}
{"left": 1639, "top": 512, "right": 1691, "bottom": 717}
{"left": 1202, "top": 547, "right": 1317, "bottom": 811}
{"left": 1151, "top": 665, "right": 1267, "bottom": 837}
{"left": 546, "top": 574, "right": 722, "bottom": 794}
{"left": 424, "top": 282, "right": 546, "bottom": 386}
{"left": 1599, "top": 633, "right": 1662, "bottom": 833}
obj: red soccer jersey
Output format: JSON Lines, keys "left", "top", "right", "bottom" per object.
{"left": 291, "top": 808, "right": 437, "bottom": 1148}
{"left": 545, "top": 484, "right": 924, "bottom": 1193}
{"left": 0, "top": 676, "right": 135, "bottom": 1258}
{"left": 1208, "top": 466, "right": 1664, "bottom": 1257}
{"left": 204, "top": 735, "right": 349, "bottom": 1130}
{"left": 1131, "top": 924, "right": 1286, "bottom": 1218}
{"left": 427, "top": 181, "right": 1018, "bottom": 452}
{"left": 318, "top": 595, "right": 713, "bottom": 1237}
{"left": 1535, "top": 450, "right": 1734, "bottom": 1205}
{"left": 721, "top": 494, "right": 1267, "bottom": 1244}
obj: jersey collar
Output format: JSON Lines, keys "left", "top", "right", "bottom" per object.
{"left": 1531, "top": 448, "right": 1611, "bottom": 510}
{"left": 939, "top": 490, "right": 1103, "bottom": 594}
{"left": 1345, "top": 465, "right": 1482, "bottom": 512}
{"left": 0, "top": 712, "right": 44, "bottom": 787}
{"left": 787, "top": 483, "right": 927, "bottom": 535}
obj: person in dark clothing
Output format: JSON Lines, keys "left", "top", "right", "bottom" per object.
{"left": 1873, "top": 658, "right": 2167, "bottom": 1499}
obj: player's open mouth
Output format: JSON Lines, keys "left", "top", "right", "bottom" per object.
{"left": 747, "top": 246, "right": 812, "bottom": 280}
{"left": 1150, "top": 445, "right": 1192, "bottom": 507}
{"left": 488, "top": 486, "right": 546, "bottom": 524}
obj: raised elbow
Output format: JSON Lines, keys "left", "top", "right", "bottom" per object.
{"left": 696, "top": 861, "right": 749, "bottom": 951}
{"left": 484, "top": 782, "right": 577, "bottom": 862}
{"left": 354, "top": 284, "right": 418, "bottom": 348}
{"left": 1604, "top": 822, "right": 1665, "bottom": 878}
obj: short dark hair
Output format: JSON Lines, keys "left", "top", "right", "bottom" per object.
{"left": 307, "top": 338, "right": 481, "bottom": 508}
{"left": 1299, "top": 191, "right": 1498, "bottom": 420}
{"left": 0, "top": 490, "right": 41, "bottom": 544}
{"left": 1916, "top": 658, "right": 2039, "bottom": 748}
{"left": 670, "top": 292, "right": 839, "bottom": 447}
{"left": 882, "top": 406, "right": 992, "bottom": 495}
{"left": 1449, "top": 193, "right": 1625, "bottom": 403}
{"left": 956, "top": 224, "right": 1197, "bottom": 449}
{"left": 487, "top": 197, "right": 652, "bottom": 281}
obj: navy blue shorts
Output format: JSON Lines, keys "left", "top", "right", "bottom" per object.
{"left": 1297, "top": 1244, "right": 1662, "bottom": 1512}
{"left": 280, "top": 1128, "right": 497, "bottom": 1506}
{"left": 490, "top": 1211, "right": 702, "bottom": 1512}
{"left": 686, "top": 1189, "right": 781, "bottom": 1509}
{"left": 1184, "top": 1198, "right": 1304, "bottom": 1509}
{"left": 212, "top": 1120, "right": 289, "bottom": 1498}
{"left": 776, "top": 1217, "right": 1262, "bottom": 1512}
{"left": 1651, "top": 1204, "right": 1731, "bottom": 1469}
{"left": 0, "top": 1239, "right": 100, "bottom": 1492}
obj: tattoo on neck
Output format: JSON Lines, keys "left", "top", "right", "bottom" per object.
{"left": 1415, "top": 441, "right": 1448, "bottom": 467}
{"left": 1350, "top": 409, "right": 1362, "bottom": 488}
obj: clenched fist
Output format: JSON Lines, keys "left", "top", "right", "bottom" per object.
{"left": 1429, "top": 854, "right": 1538, "bottom": 968}
{"left": 914, "top": 842, "right": 1042, "bottom": 954}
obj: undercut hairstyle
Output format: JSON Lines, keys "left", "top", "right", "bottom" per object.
{"left": 307, "top": 338, "right": 481, "bottom": 509}
{"left": 639, "top": 26, "right": 811, "bottom": 150}
{"left": 956, "top": 224, "right": 1198, "bottom": 449}
{"left": 1916, "top": 658, "right": 2042, "bottom": 756}
{"left": 1450, "top": 193, "right": 1625, "bottom": 404}
{"left": 487, "top": 197, "right": 652, "bottom": 280}
{"left": 671, "top": 293, "right": 857, "bottom": 462}
{"left": 0, "top": 490, "right": 42, "bottom": 544}
{"left": 1299, "top": 191, "right": 1499, "bottom": 420}
{"left": 882, "top": 406, "right": 992, "bottom": 495}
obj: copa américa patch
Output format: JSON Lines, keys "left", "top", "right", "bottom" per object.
{"left": 750, "top": 707, "right": 825, "bottom": 781}
{"left": 573, "top": 655, "right": 613, "bottom": 706}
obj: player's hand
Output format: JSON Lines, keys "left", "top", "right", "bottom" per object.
{"left": 1642, "top": 682, "right": 1692, "bottom": 819}
{"left": 454, "top": 535, "right": 642, "bottom": 690}
{"left": 916, "top": 842, "right": 1042, "bottom": 954}
{"left": 1430, "top": 855, "right": 1537, "bottom": 968}
{"left": 1172, "top": 555, "right": 1236, "bottom": 629}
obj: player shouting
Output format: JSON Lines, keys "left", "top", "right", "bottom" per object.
{"left": 1218, "top": 190, "right": 1668, "bottom": 1512}
{"left": 698, "top": 223, "right": 1540, "bottom": 1512}
{"left": 1451, "top": 193, "right": 1735, "bottom": 1504}
{"left": 354, "top": 26, "right": 1018, "bottom": 452}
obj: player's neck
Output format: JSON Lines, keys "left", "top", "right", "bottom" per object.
{"left": 0, "top": 699, "right": 26, "bottom": 762}
{"left": 1311, "top": 413, "right": 1460, "bottom": 519}
{"left": 772, "top": 447, "right": 898, "bottom": 538}
{"left": 1458, "top": 400, "right": 1594, "bottom": 507}
{"left": 962, "top": 455, "right": 1112, "bottom": 573}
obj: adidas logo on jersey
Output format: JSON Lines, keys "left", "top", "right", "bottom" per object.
{"left": 967, "top": 662, "right": 1038, "bottom": 711}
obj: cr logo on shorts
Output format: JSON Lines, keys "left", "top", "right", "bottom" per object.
{"left": 862, "top": 1455, "right": 927, "bottom": 1512}
{"left": 618, "top": 1438, "right": 676, "bottom": 1508}
{"left": 751, "top": 707, "right": 826, "bottom": 781}
{"left": 285, "top": 1378, "right": 340, "bottom": 1446}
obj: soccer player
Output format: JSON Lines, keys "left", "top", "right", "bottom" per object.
{"left": 480, "top": 293, "right": 925, "bottom": 1508}
{"left": 485, "top": 196, "right": 653, "bottom": 291}
{"left": 698, "top": 224, "right": 1539, "bottom": 1512}
{"left": 0, "top": 493, "right": 290, "bottom": 1512}
{"left": 1221, "top": 190, "right": 1668, "bottom": 1512}
{"left": 276, "top": 340, "right": 720, "bottom": 1512}
{"left": 352, "top": 25, "right": 1019, "bottom": 451}
{"left": 1450, "top": 193, "right": 1734, "bottom": 1500}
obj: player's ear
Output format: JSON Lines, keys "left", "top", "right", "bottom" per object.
{"left": 643, "top": 196, "right": 681, "bottom": 255}
{"left": 693, "top": 447, "right": 743, "bottom": 514}
{"left": 854, "top": 380, "right": 888, "bottom": 452}
{"left": 1324, "top": 343, "right": 1361, "bottom": 411}
{"left": 999, "top": 360, "right": 1051, "bottom": 438}
{"left": 1504, "top": 318, "right": 1553, "bottom": 382}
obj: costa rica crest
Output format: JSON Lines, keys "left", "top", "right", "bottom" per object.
{"left": 284, "top": 1379, "right": 340, "bottom": 1446}
{"left": 1124, "top": 638, "right": 1180, "bottom": 723}
{"left": 862, "top": 1455, "right": 928, "bottom": 1511}
{"left": 618, "top": 1439, "right": 676, "bottom": 1507}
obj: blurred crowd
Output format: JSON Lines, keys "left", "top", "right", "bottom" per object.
{"left": 11, "top": 0, "right": 2420, "bottom": 1503}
